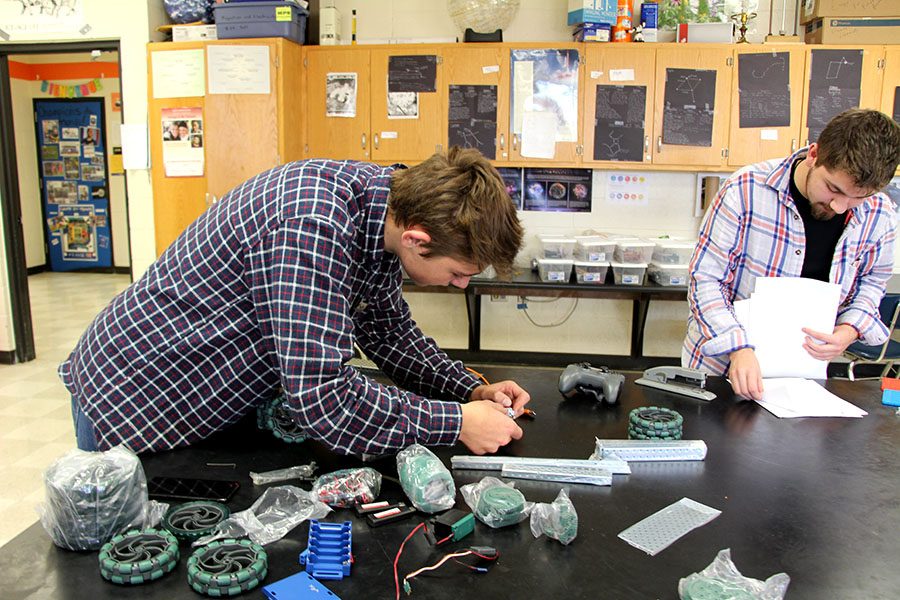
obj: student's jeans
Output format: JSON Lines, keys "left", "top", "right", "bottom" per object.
{"left": 70, "top": 396, "right": 99, "bottom": 451}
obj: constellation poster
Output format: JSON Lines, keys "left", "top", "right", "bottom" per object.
{"left": 448, "top": 84, "right": 497, "bottom": 160}
{"left": 593, "top": 85, "right": 646, "bottom": 162}
{"left": 738, "top": 52, "right": 791, "bottom": 128}
{"left": 806, "top": 50, "right": 862, "bottom": 143}
{"left": 662, "top": 68, "right": 716, "bottom": 147}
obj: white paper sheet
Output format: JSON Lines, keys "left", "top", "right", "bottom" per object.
{"left": 755, "top": 378, "right": 868, "bottom": 418}
{"left": 151, "top": 49, "right": 205, "bottom": 99}
{"left": 520, "top": 111, "right": 557, "bottom": 159}
{"left": 120, "top": 124, "right": 149, "bottom": 170}
{"left": 207, "top": 45, "right": 271, "bottom": 95}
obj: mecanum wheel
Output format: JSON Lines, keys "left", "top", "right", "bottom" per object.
{"left": 187, "top": 538, "right": 267, "bottom": 597}
{"left": 162, "top": 501, "right": 230, "bottom": 542}
{"left": 98, "top": 528, "right": 179, "bottom": 585}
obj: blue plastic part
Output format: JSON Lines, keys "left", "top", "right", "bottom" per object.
{"left": 883, "top": 389, "right": 900, "bottom": 407}
{"left": 298, "top": 520, "right": 352, "bottom": 581}
{"left": 262, "top": 570, "right": 341, "bottom": 599}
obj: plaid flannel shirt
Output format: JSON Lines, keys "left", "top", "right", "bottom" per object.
{"left": 59, "top": 160, "right": 478, "bottom": 455}
{"left": 683, "top": 148, "right": 896, "bottom": 376}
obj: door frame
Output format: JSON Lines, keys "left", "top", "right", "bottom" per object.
{"left": 32, "top": 96, "right": 115, "bottom": 271}
{"left": 0, "top": 40, "right": 124, "bottom": 364}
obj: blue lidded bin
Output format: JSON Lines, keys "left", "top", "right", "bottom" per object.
{"left": 213, "top": 1, "right": 308, "bottom": 43}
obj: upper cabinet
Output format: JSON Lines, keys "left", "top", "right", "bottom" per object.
{"left": 727, "top": 46, "right": 807, "bottom": 167}
{"left": 147, "top": 38, "right": 303, "bottom": 256}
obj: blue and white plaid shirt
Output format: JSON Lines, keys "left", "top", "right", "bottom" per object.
{"left": 683, "top": 148, "right": 896, "bottom": 376}
{"left": 60, "top": 160, "right": 477, "bottom": 455}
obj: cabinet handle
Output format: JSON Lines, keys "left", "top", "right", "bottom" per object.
{"left": 512, "top": 134, "right": 519, "bottom": 151}
{"left": 205, "top": 193, "right": 218, "bottom": 207}
{"left": 644, "top": 135, "right": 649, "bottom": 160}
{"left": 361, "top": 133, "right": 366, "bottom": 150}
{"left": 374, "top": 133, "right": 380, "bottom": 150}
{"left": 657, "top": 136, "right": 662, "bottom": 153}
{"left": 791, "top": 138, "right": 797, "bottom": 152}
{"left": 499, "top": 133, "right": 505, "bottom": 150}
{"left": 804, "top": 139, "right": 809, "bottom": 147}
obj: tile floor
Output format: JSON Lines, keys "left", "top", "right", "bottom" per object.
{"left": 0, "top": 271, "right": 130, "bottom": 548}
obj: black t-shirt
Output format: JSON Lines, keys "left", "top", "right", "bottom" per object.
{"left": 789, "top": 158, "right": 845, "bottom": 282}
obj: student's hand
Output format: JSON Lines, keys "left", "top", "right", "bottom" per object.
{"left": 802, "top": 324, "right": 858, "bottom": 361}
{"left": 728, "top": 348, "right": 764, "bottom": 400}
{"left": 459, "top": 401, "right": 524, "bottom": 455}
{"left": 469, "top": 380, "right": 531, "bottom": 415}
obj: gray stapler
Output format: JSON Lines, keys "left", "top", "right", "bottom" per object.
{"left": 635, "top": 366, "right": 716, "bottom": 401}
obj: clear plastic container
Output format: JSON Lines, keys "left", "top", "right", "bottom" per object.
{"left": 648, "top": 262, "right": 689, "bottom": 286}
{"left": 574, "top": 237, "right": 616, "bottom": 263}
{"left": 574, "top": 261, "right": 609, "bottom": 284}
{"left": 651, "top": 241, "right": 696, "bottom": 265}
{"left": 538, "top": 235, "right": 577, "bottom": 259}
{"left": 613, "top": 239, "right": 655, "bottom": 264}
{"left": 536, "top": 258, "right": 573, "bottom": 282}
{"left": 610, "top": 261, "right": 647, "bottom": 285}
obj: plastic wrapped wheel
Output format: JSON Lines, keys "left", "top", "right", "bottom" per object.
{"left": 187, "top": 539, "right": 267, "bottom": 597}
{"left": 162, "top": 501, "right": 230, "bottom": 542}
{"left": 98, "top": 528, "right": 179, "bottom": 585}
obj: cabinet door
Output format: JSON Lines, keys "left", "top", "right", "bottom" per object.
{"left": 798, "top": 46, "right": 884, "bottom": 147}
{"left": 370, "top": 48, "right": 444, "bottom": 162}
{"left": 582, "top": 45, "right": 655, "bottom": 166}
{"left": 442, "top": 44, "right": 509, "bottom": 162}
{"left": 305, "top": 47, "right": 371, "bottom": 161}
{"left": 507, "top": 44, "right": 583, "bottom": 164}
{"left": 652, "top": 46, "right": 733, "bottom": 167}
{"left": 881, "top": 46, "right": 900, "bottom": 175}
{"left": 728, "top": 46, "right": 806, "bottom": 167}
{"left": 205, "top": 39, "right": 281, "bottom": 199}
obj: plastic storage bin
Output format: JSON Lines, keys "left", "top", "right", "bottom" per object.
{"left": 651, "top": 240, "right": 696, "bottom": 265}
{"left": 574, "top": 237, "right": 616, "bottom": 262}
{"left": 610, "top": 261, "right": 647, "bottom": 285}
{"left": 613, "top": 239, "right": 655, "bottom": 264}
{"left": 536, "top": 258, "right": 573, "bottom": 282}
{"left": 538, "top": 235, "right": 577, "bottom": 259}
{"left": 648, "top": 262, "right": 689, "bottom": 286}
{"left": 574, "top": 261, "right": 609, "bottom": 284}
{"left": 213, "top": 1, "right": 308, "bottom": 43}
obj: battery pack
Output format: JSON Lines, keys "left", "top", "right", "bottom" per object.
{"left": 428, "top": 509, "right": 475, "bottom": 545}
{"left": 364, "top": 504, "right": 416, "bottom": 527}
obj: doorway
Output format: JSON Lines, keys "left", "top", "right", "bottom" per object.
{"left": 0, "top": 40, "right": 128, "bottom": 364}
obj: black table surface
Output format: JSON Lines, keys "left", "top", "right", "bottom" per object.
{"left": 2, "top": 367, "right": 898, "bottom": 599}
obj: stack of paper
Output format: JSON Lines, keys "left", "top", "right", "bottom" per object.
{"left": 756, "top": 378, "right": 868, "bottom": 418}
{"left": 733, "top": 277, "right": 842, "bottom": 380}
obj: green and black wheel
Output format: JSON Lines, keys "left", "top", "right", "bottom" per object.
{"left": 628, "top": 406, "right": 684, "bottom": 440}
{"left": 162, "top": 501, "right": 230, "bottom": 542}
{"left": 98, "top": 528, "right": 179, "bottom": 585}
{"left": 476, "top": 485, "right": 527, "bottom": 528}
{"left": 682, "top": 577, "right": 756, "bottom": 600}
{"left": 186, "top": 538, "right": 267, "bottom": 597}
{"left": 268, "top": 401, "right": 307, "bottom": 443}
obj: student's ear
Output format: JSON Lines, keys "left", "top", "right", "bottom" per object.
{"left": 806, "top": 142, "right": 819, "bottom": 166}
{"left": 400, "top": 227, "right": 431, "bottom": 252}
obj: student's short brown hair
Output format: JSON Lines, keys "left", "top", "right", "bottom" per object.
{"left": 816, "top": 109, "right": 900, "bottom": 192}
{"left": 389, "top": 147, "right": 523, "bottom": 278}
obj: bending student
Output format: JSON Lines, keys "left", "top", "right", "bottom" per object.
{"left": 684, "top": 109, "right": 900, "bottom": 400}
{"left": 61, "top": 147, "right": 529, "bottom": 457}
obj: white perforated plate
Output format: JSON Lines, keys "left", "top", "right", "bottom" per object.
{"left": 617, "top": 497, "right": 721, "bottom": 556}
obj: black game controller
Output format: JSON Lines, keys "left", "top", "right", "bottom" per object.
{"left": 558, "top": 362, "right": 625, "bottom": 405}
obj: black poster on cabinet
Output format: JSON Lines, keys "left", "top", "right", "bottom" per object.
{"left": 738, "top": 52, "right": 791, "bottom": 128}
{"left": 523, "top": 168, "right": 592, "bottom": 212}
{"left": 893, "top": 87, "right": 899, "bottom": 123}
{"left": 388, "top": 55, "right": 437, "bottom": 93}
{"left": 662, "top": 68, "right": 716, "bottom": 147}
{"left": 593, "top": 85, "right": 646, "bottom": 161}
{"left": 806, "top": 49, "right": 862, "bottom": 142}
{"left": 497, "top": 167, "right": 523, "bottom": 210}
{"left": 448, "top": 84, "right": 498, "bottom": 160}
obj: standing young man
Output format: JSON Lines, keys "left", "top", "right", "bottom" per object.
{"left": 61, "top": 148, "right": 529, "bottom": 456}
{"left": 684, "top": 109, "right": 900, "bottom": 399}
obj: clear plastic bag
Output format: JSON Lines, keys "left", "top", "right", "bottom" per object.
{"left": 37, "top": 445, "right": 158, "bottom": 551}
{"left": 312, "top": 467, "right": 382, "bottom": 507}
{"left": 460, "top": 476, "right": 533, "bottom": 528}
{"left": 530, "top": 488, "right": 578, "bottom": 545}
{"left": 396, "top": 444, "right": 455, "bottom": 513}
{"left": 193, "top": 485, "right": 331, "bottom": 547}
{"left": 249, "top": 462, "right": 317, "bottom": 485}
{"left": 678, "top": 548, "right": 790, "bottom": 600}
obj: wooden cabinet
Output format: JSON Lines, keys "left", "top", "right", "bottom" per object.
{"left": 652, "top": 46, "right": 733, "bottom": 168}
{"left": 727, "top": 46, "right": 807, "bottom": 167}
{"left": 148, "top": 38, "right": 303, "bottom": 256}
{"left": 442, "top": 44, "right": 510, "bottom": 162}
{"left": 581, "top": 45, "right": 656, "bottom": 166}
{"left": 305, "top": 46, "right": 444, "bottom": 163}
{"left": 879, "top": 47, "right": 900, "bottom": 125}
